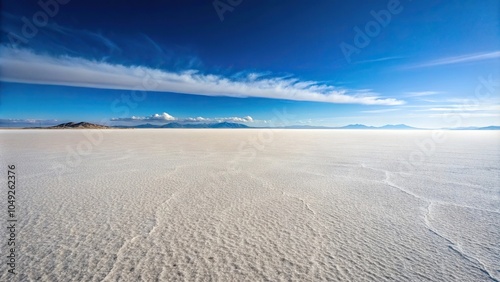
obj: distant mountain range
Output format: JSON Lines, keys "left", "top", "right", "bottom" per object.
{"left": 444, "top": 126, "right": 500, "bottom": 130}
{"left": 116, "top": 121, "right": 249, "bottom": 129}
{"left": 283, "top": 124, "right": 500, "bottom": 130}
{"left": 22, "top": 122, "right": 500, "bottom": 130}
{"left": 283, "top": 124, "right": 418, "bottom": 130}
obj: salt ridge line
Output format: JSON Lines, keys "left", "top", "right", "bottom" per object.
{"left": 424, "top": 203, "right": 500, "bottom": 282}
{"left": 361, "top": 163, "right": 499, "bottom": 282}
{"left": 147, "top": 192, "right": 179, "bottom": 238}
{"left": 243, "top": 169, "right": 319, "bottom": 216}
{"left": 212, "top": 170, "right": 332, "bottom": 276}
{"left": 282, "top": 192, "right": 317, "bottom": 215}
{"left": 361, "top": 163, "right": 500, "bottom": 215}
{"left": 100, "top": 189, "right": 179, "bottom": 281}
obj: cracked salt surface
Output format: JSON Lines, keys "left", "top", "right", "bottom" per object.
{"left": 0, "top": 129, "right": 499, "bottom": 281}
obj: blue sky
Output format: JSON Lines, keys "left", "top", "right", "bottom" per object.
{"left": 0, "top": 0, "right": 499, "bottom": 128}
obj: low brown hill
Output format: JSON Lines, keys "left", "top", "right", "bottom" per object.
{"left": 48, "top": 122, "right": 112, "bottom": 129}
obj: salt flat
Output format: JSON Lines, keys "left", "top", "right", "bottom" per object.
{"left": 1, "top": 129, "right": 499, "bottom": 281}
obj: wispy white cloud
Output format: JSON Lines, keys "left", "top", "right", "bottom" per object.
{"left": 111, "top": 112, "right": 255, "bottom": 123}
{"left": 361, "top": 108, "right": 400, "bottom": 114}
{"left": 354, "top": 56, "right": 403, "bottom": 64}
{"left": 0, "top": 47, "right": 404, "bottom": 106}
{"left": 405, "top": 51, "right": 500, "bottom": 69}
{"left": 1, "top": 13, "right": 121, "bottom": 55}
{"left": 404, "top": 91, "right": 443, "bottom": 97}
{"left": 111, "top": 112, "right": 176, "bottom": 122}
{"left": 428, "top": 113, "right": 500, "bottom": 118}
{"left": 422, "top": 105, "right": 500, "bottom": 112}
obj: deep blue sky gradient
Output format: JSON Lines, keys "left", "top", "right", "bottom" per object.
{"left": 0, "top": 0, "right": 499, "bottom": 127}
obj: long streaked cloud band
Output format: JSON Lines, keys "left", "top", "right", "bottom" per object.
{"left": 0, "top": 47, "right": 404, "bottom": 105}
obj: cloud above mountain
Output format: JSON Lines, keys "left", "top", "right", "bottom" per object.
{"left": 111, "top": 112, "right": 255, "bottom": 123}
